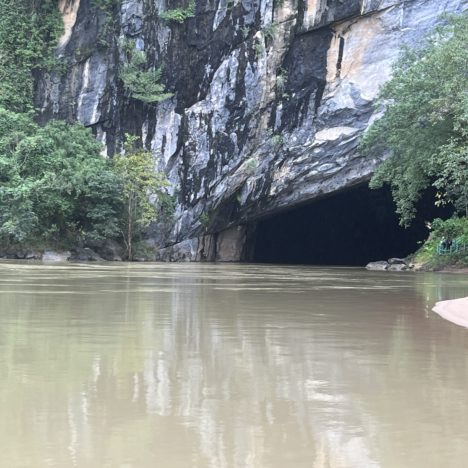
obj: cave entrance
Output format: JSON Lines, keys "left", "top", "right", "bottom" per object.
{"left": 251, "top": 183, "right": 448, "bottom": 266}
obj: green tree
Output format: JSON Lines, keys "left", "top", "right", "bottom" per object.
{"left": 113, "top": 136, "right": 168, "bottom": 260}
{"left": 0, "top": 109, "right": 122, "bottom": 246}
{"left": 0, "top": 1, "right": 134, "bottom": 253}
{"left": 360, "top": 14, "right": 468, "bottom": 225}
{"left": 120, "top": 45, "right": 173, "bottom": 104}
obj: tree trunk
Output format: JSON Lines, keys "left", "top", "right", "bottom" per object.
{"left": 128, "top": 195, "right": 133, "bottom": 261}
{"left": 464, "top": 185, "right": 467, "bottom": 217}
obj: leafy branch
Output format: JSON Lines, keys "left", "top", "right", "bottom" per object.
{"left": 159, "top": 1, "right": 196, "bottom": 23}
{"left": 120, "top": 44, "right": 173, "bottom": 104}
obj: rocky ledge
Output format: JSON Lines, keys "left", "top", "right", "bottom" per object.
{"left": 366, "top": 258, "right": 412, "bottom": 272}
{"left": 0, "top": 242, "right": 123, "bottom": 263}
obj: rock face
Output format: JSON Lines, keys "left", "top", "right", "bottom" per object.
{"left": 36, "top": 0, "right": 466, "bottom": 261}
{"left": 366, "top": 258, "right": 411, "bottom": 271}
{"left": 69, "top": 247, "right": 103, "bottom": 262}
{"left": 42, "top": 251, "right": 72, "bottom": 262}
{"left": 366, "top": 261, "right": 390, "bottom": 271}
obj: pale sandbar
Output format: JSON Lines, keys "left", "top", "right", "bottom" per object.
{"left": 433, "top": 297, "right": 468, "bottom": 328}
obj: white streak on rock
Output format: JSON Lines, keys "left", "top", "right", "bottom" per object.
{"left": 58, "top": 0, "right": 80, "bottom": 49}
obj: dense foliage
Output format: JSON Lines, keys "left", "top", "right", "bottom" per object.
{"left": 120, "top": 48, "right": 173, "bottom": 104}
{"left": 114, "top": 136, "right": 168, "bottom": 260}
{"left": 360, "top": 14, "right": 468, "bottom": 226}
{"left": 0, "top": 110, "right": 169, "bottom": 255}
{"left": 0, "top": 0, "right": 63, "bottom": 112}
{"left": 0, "top": 109, "right": 122, "bottom": 246}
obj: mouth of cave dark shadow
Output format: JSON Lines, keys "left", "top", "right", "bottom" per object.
{"left": 251, "top": 183, "right": 451, "bottom": 266}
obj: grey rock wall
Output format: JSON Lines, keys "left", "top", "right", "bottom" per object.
{"left": 36, "top": 0, "right": 467, "bottom": 260}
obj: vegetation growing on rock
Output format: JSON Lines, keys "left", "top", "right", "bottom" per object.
{"left": 361, "top": 14, "right": 468, "bottom": 226}
{"left": 0, "top": 0, "right": 63, "bottom": 112}
{"left": 159, "top": 2, "right": 196, "bottom": 23}
{"left": 412, "top": 217, "right": 468, "bottom": 270}
{"left": 361, "top": 13, "right": 467, "bottom": 268}
{"left": 120, "top": 45, "right": 173, "bottom": 104}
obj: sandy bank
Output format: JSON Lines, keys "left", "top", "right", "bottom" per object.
{"left": 433, "top": 297, "right": 468, "bottom": 328}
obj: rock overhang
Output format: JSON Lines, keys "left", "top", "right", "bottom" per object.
{"left": 37, "top": 0, "right": 467, "bottom": 260}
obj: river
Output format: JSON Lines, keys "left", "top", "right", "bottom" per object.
{"left": 0, "top": 262, "right": 467, "bottom": 468}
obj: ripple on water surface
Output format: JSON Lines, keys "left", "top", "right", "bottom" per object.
{"left": 0, "top": 261, "right": 468, "bottom": 468}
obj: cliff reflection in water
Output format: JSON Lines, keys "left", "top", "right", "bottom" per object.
{"left": 0, "top": 263, "right": 467, "bottom": 468}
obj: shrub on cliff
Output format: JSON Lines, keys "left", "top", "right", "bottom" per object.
{"left": 0, "top": 109, "right": 122, "bottom": 246}
{"left": 120, "top": 43, "right": 173, "bottom": 104}
{"left": 413, "top": 217, "right": 468, "bottom": 270}
{"left": 159, "top": 2, "right": 196, "bottom": 23}
{"left": 0, "top": 0, "right": 63, "bottom": 112}
{"left": 360, "top": 13, "right": 468, "bottom": 226}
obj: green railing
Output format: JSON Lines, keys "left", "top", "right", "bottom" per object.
{"left": 437, "top": 238, "right": 467, "bottom": 255}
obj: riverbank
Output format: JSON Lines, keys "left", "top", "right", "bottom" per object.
{"left": 0, "top": 245, "right": 123, "bottom": 262}
{"left": 433, "top": 297, "right": 468, "bottom": 328}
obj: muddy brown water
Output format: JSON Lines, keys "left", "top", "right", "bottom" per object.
{"left": 0, "top": 262, "right": 467, "bottom": 468}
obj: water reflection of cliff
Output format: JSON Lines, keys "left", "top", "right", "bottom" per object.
{"left": 0, "top": 264, "right": 467, "bottom": 467}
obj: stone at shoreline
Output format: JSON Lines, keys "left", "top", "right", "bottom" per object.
{"left": 70, "top": 248, "right": 103, "bottom": 262}
{"left": 0, "top": 248, "right": 43, "bottom": 260}
{"left": 24, "top": 250, "right": 42, "bottom": 260}
{"left": 388, "top": 264, "right": 410, "bottom": 272}
{"left": 42, "top": 251, "right": 71, "bottom": 262}
{"left": 366, "top": 261, "right": 389, "bottom": 271}
{"left": 0, "top": 249, "right": 19, "bottom": 259}
{"left": 12, "top": 249, "right": 27, "bottom": 259}
{"left": 0, "top": 241, "right": 126, "bottom": 262}
{"left": 96, "top": 239, "right": 123, "bottom": 261}
{"left": 155, "top": 239, "right": 199, "bottom": 262}
{"left": 388, "top": 258, "right": 408, "bottom": 266}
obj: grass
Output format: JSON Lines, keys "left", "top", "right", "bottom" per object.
{"left": 411, "top": 217, "right": 468, "bottom": 270}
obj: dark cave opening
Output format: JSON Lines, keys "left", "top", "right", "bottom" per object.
{"left": 251, "top": 183, "right": 450, "bottom": 266}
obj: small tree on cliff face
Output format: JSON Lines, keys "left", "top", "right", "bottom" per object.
{"left": 114, "top": 135, "right": 168, "bottom": 260}
{"left": 360, "top": 14, "right": 468, "bottom": 225}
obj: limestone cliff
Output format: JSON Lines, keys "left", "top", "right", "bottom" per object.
{"left": 36, "top": 0, "right": 466, "bottom": 260}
